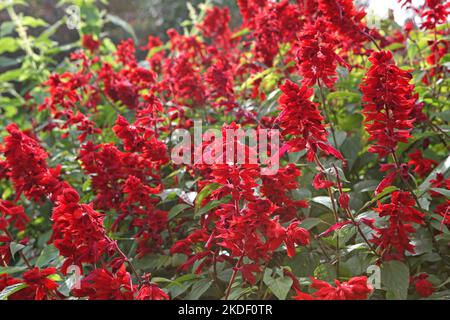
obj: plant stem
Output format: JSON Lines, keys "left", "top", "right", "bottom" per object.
{"left": 224, "top": 255, "right": 243, "bottom": 300}
{"left": 314, "top": 154, "right": 340, "bottom": 278}
{"left": 317, "top": 80, "right": 338, "bottom": 148}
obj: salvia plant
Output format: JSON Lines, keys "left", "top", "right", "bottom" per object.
{"left": 0, "top": 0, "right": 449, "bottom": 300}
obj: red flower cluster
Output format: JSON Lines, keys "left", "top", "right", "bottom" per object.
{"left": 360, "top": 51, "right": 417, "bottom": 158}
{"left": 412, "top": 273, "right": 435, "bottom": 298}
{"left": 277, "top": 80, "right": 343, "bottom": 161}
{"left": 296, "top": 18, "right": 347, "bottom": 89}
{"left": 171, "top": 124, "right": 311, "bottom": 284}
{"left": 0, "top": 267, "right": 59, "bottom": 300}
{"left": 1, "top": 0, "right": 448, "bottom": 301}
{"left": 294, "top": 276, "right": 373, "bottom": 300}
{"left": 371, "top": 191, "right": 425, "bottom": 260}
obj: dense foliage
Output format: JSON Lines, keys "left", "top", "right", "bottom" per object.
{"left": 0, "top": 0, "right": 449, "bottom": 300}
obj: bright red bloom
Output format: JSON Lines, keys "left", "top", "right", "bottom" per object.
{"left": 21, "top": 267, "right": 59, "bottom": 300}
{"left": 4, "top": 124, "right": 70, "bottom": 202}
{"left": 136, "top": 283, "right": 169, "bottom": 300}
{"left": 413, "top": 273, "right": 435, "bottom": 297}
{"left": 72, "top": 265, "right": 134, "bottom": 300}
{"left": 312, "top": 173, "right": 334, "bottom": 189}
{"left": 408, "top": 150, "right": 438, "bottom": 178}
{"left": 285, "top": 221, "right": 310, "bottom": 257}
{"left": 82, "top": 34, "right": 101, "bottom": 53}
{"left": 236, "top": 0, "right": 268, "bottom": 25}
{"left": 198, "top": 6, "right": 232, "bottom": 48}
{"left": 251, "top": 0, "right": 302, "bottom": 67}
{"left": 204, "top": 59, "right": 236, "bottom": 110}
{"left": 420, "top": 0, "right": 450, "bottom": 30}
{"left": 294, "top": 276, "right": 372, "bottom": 300}
{"left": 0, "top": 200, "right": 29, "bottom": 231}
{"left": 277, "top": 80, "right": 343, "bottom": 161}
{"left": 371, "top": 191, "right": 425, "bottom": 260}
{"left": 296, "top": 18, "right": 347, "bottom": 89}
{"left": 360, "top": 51, "right": 417, "bottom": 158}
{"left": 317, "top": 0, "right": 368, "bottom": 44}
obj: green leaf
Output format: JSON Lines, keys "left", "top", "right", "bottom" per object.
{"left": 431, "top": 188, "right": 450, "bottom": 198}
{"left": 195, "top": 195, "right": 232, "bottom": 218}
{"left": 9, "top": 242, "right": 25, "bottom": 257}
{"left": 47, "top": 274, "right": 62, "bottom": 282}
{"left": 299, "top": 218, "right": 323, "bottom": 230}
{"left": 313, "top": 264, "right": 336, "bottom": 282}
{"left": 106, "top": 14, "right": 138, "bottom": 43}
{"left": 381, "top": 261, "right": 409, "bottom": 300}
{"left": 0, "top": 266, "right": 27, "bottom": 275}
{"left": 0, "top": 56, "right": 21, "bottom": 68}
{"left": 231, "top": 27, "right": 250, "bottom": 39}
{"left": 168, "top": 203, "right": 191, "bottom": 220}
{"left": 267, "top": 276, "right": 293, "bottom": 300}
{"left": 0, "top": 68, "right": 22, "bottom": 82}
{"left": 186, "top": 278, "right": 212, "bottom": 300}
{"left": 327, "top": 91, "right": 361, "bottom": 102}
{"left": 194, "top": 183, "right": 221, "bottom": 212}
{"left": 312, "top": 196, "right": 333, "bottom": 211}
{"left": 357, "top": 186, "right": 399, "bottom": 213}
{"left": 0, "top": 37, "right": 20, "bottom": 54}
{"left": 36, "top": 245, "right": 60, "bottom": 268}
{"left": 22, "top": 16, "right": 48, "bottom": 28}
{"left": 0, "top": 283, "right": 28, "bottom": 300}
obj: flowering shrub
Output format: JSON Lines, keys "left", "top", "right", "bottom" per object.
{"left": 0, "top": 0, "right": 449, "bottom": 300}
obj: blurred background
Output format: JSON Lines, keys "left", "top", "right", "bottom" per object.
{"left": 1, "top": 0, "right": 421, "bottom": 47}
{"left": 0, "top": 0, "right": 241, "bottom": 47}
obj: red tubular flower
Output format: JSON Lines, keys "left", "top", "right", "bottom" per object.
{"left": 204, "top": 59, "right": 236, "bottom": 110}
{"left": 136, "top": 283, "right": 169, "bottom": 300}
{"left": 0, "top": 200, "right": 29, "bottom": 231}
{"left": 82, "top": 34, "right": 101, "bottom": 53}
{"left": 236, "top": 0, "right": 268, "bottom": 25}
{"left": 3, "top": 124, "right": 70, "bottom": 202}
{"left": 371, "top": 191, "right": 425, "bottom": 260}
{"left": 21, "top": 267, "right": 59, "bottom": 300}
{"left": 360, "top": 51, "right": 417, "bottom": 158}
{"left": 317, "top": 0, "right": 368, "bottom": 43}
{"left": 261, "top": 163, "right": 309, "bottom": 222}
{"left": 297, "top": 18, "right": 347, "bottom": 89}
{"left": 116, "top": 39, "right": 136, "bottom": 66}
{"left": 412, "top": 273, "right": 435, "bottom": 297}
{"left": 51, "top": 188, "right": 109, "bottom": 270}
{"left": 250, "top": 0, "right": 302, "bottom": 67}
{"left": 285, "top": 221, "right": 310, "bottom": 257}
{"left": 277, "top": 80, "right": 343, "bottom": 161}
{"left": 420, "top": 0, "right": 450, "bottom": 30}
{"left": 164, "top": 54, "right": 205, "bottom": 106}
{"left": 198, "top": 6, "right": 232, "bottom": 47}
{"left": 72, "top": 265, "right": 134, "bottom": 300}
{"left": 3, "top": 125, "right": 114, "bottom": 271}
{"left": 408, "top": 150, "right": 437, "bottom": 178}
{"left": 312, "top": 173, "right": 334, "bottom": 189}
{"left": 294, "top": 276, "right": 373, "bottom": 300}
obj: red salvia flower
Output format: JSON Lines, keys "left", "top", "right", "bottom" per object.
{"left": 72, "top": 265, "right": 134, "bottom": 300}
{"left": 294, "top": 276, "right": 372, "bottom": 300}
{"left": 360, "top": 51, "right": 417, "bottom": 158}
{"left": 297, "top": 18, "right": 348, "bottom": 89}
{"left": 277, "top": 80, "right": 343, "bottom": 161}
{"left": 82, "top": 34, "right": 101, "bottom": 53}
{"left": 408, "top": 150, "right": 438, "bottom": 178}
{"left": 371, "top": 191, "right": 425, "bottom": 260}
{"left": 21, "top": 267, "right": 59, "bottom": 300}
